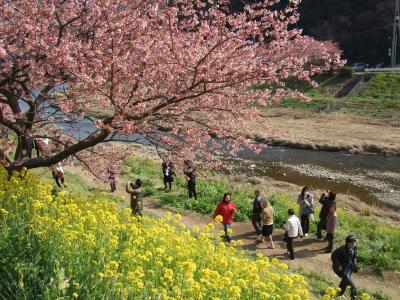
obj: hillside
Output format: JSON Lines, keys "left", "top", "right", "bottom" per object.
{"left": 231, "top": 0, "right": 394, "bottom": 64}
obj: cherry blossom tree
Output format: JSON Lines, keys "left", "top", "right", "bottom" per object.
{"left": 0, "top": 0, "right": 342, "bottom": 176}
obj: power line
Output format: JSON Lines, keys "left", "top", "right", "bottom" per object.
{"left": 391, "top": 0, "right": 400, "bottom": 67}
{"left": 311, "top": 26, "right": 391, "bottom": 40}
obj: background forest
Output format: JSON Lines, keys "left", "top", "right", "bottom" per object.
{"left": 232, "top": 0, "right": 394, "bottom": 64}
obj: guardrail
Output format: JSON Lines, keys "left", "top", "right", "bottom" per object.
{"left": 364, "top": 67, "right": 400, "bottom": 73}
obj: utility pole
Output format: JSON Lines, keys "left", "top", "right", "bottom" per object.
{"left": 391, "top": 0, "right": 400, "bottom": 67}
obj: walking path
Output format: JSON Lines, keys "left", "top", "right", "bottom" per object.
{"left": 65, "top": 166, "right": 400, "bottom": 299}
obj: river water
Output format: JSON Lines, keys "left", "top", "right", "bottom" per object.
{"left": 232, "top": 146, "right": 400, "bottom": 209}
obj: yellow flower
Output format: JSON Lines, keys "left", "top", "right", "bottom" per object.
{"left": 214, "top": 215, "right": 223, "bottom": 223}
{"left": 174, "top": 214, "right": 182, "bottom": 222}
{"left": 0, "top": 208, "right": 8, "bottom": 217}
{"left": 360, "top": 293, "right": 371, "bottom": 300}
{"left": 0, "top": 167, "right": 320, "bottom": 300}
{"left": 161, "top": 268, "right": 174, "bottom": 284}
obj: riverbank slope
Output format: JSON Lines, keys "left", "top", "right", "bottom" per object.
{"left": 250, "top": 108, "right": 400, "bottom": 156}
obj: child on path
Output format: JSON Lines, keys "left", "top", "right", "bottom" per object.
{"left": 259, "top": 199, "right": 274, "bottom": 248}
{"left": 107, "top": 162, "right": 117, "bottom": 192}
{"left": 283, "top": 208, "right": 303, "bottom": 260}
{"left": 213, "top": 192, "right": 237, "bottom": 243}
{"left": 126, "top": 179, "right": 144, "bottom": 216}
{"left": 297, "top": 186, "right": 314, "bottom": 237}
{"left": 325, "top": 204, "right": 337, "bottom": 253}
{"left": 252, "top": 190, "right": 263, "bottom": 238}
{"left": 331, "top": 235, "right": 358, "bottom": 299}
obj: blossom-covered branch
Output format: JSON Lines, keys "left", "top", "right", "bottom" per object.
{"left": 0, "top": 0, "right": 343, "bottom": 175}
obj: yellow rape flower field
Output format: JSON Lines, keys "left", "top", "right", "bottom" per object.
{"left": 0, "top": 168, "right": 370, "bottom": 300}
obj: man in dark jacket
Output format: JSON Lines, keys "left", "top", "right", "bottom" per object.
{"left": 162, "top": 161, "right": 168, "bottom": 190}
{"left": 126, "top": 179, "right": 144, "bottom": 216}
{"left": 316, "top": 191, "right": 336, "bottom": 241}
{"left": 252, "top": 190, "right": 263, "bottom": 238}
{"left": 331, "top": 235, "right": 358, "bottom": 299}
{"left": 184, "top": 160, "right": 197, "bottom": 200}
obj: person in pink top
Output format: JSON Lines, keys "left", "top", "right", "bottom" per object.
{"left": 107, "top": 162, "right": 118, "bottom": 192}
{"left": 325, "top": 204, "right": 337, "bottom": 253}
{"left": 213, "top": 192, "right": 237, "bottom": 243}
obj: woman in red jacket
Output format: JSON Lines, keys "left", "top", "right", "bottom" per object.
{"left": 213, "top": 192, "right": 237, "bottom": 242}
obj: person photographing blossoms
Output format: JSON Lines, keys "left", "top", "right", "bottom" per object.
{"left": 126, "top": 179, "right": 144, "bottom": 216}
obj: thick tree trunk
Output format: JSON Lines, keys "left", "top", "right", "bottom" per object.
{"left": 5, "top": 129, "right": 110, "bottom": 175}
{"left": 14, "top": 135, "right": 32, "bottom": 161}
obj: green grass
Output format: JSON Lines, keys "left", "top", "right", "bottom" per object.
{"left": 266, "top": 73, "right": 400, "bottom": 119}
{"left": 297, "top": 268, "right": 392, "bottom": 300}
{"left": 31, "top": 168, "right": 125, "bottom": 204}
{"left": 341, "top": 96, "right": 400, "bottom": 119}
{"left": 359, "top": 73, "right": 400, "bottom": 100}
{"left": 121, "top": 157, "right": 291, "bottom": 225}
{"left": 120, "top": 155, "right": 400, "bottom": 273}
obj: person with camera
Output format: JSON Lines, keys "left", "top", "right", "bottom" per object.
{"left": 316, "top": 190, "right": 336, "bottom": 241}
{"left": 126, "top": 179, "right": 144, "bottom": 216}
{"left": 297, "top": 186, "right": 314, "bottom": 237}
{"left": 331, "top": 235, "right": 358, "bottom": 299}
{"left": 184, "top": 160, "right": 197, "bottom": 199}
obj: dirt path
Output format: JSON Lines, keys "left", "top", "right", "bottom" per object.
{"left": 65, "top": 166, "right": 399, "bottom": 299}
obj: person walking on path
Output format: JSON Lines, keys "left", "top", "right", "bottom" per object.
{"left": 51, "top": 162, "right": 66, "bottom": 188}
{"left": 162, "top": 161, "right": 168, "bottom": 190}
{"left": 184, "top": 160, "right": 197, "bottom": 199}
{"left": 29, "top": 137, "right": 43, "bottom": 158}
{"left": 331, "top": 235, "right": 358, "bottom": 299}
{"left": 283, "top": 208, "right": 303, "bottom": 260}
{"left": 297, "top": 186, "right": 314, "bottom": 237}
{"left": 213, "top": 193, "right": 237, "bottom": 243}
{"left": 126, "top": 179, "right": 144, "bottom": 216}
{"left": 316, "top": 190, "right": 336, "bottom": 241}
{"left": 259, "top": 199, "right": 274, "bottom": 248}
{"left": 107, "top": 162, "right": 118, "bottom": 192}
{"left": 164, "top": 162, "right": 175, "bottom": 192}
{"left": 252, "top": 190, "right": 263, "bottom": 238}
{"left": 325, "top": 204, "right": 337, "bottom": 253}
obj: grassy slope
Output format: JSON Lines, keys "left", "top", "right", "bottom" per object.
{"left": 120, "top": 155, "right": 400, "bottom": 273}
{"left": 277, "top": 73, "right": 400, "bottom": 120}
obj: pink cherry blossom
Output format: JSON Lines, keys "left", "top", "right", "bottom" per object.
{"left": 0, "top": 0, "right": 343, "bottom": 177}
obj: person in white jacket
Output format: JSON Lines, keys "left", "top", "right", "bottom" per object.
{"left": 283, "top": 208, "right": 303, "bottom": 260}
{"left": 51, "top": 162, "right": 66, "bottom": 188}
